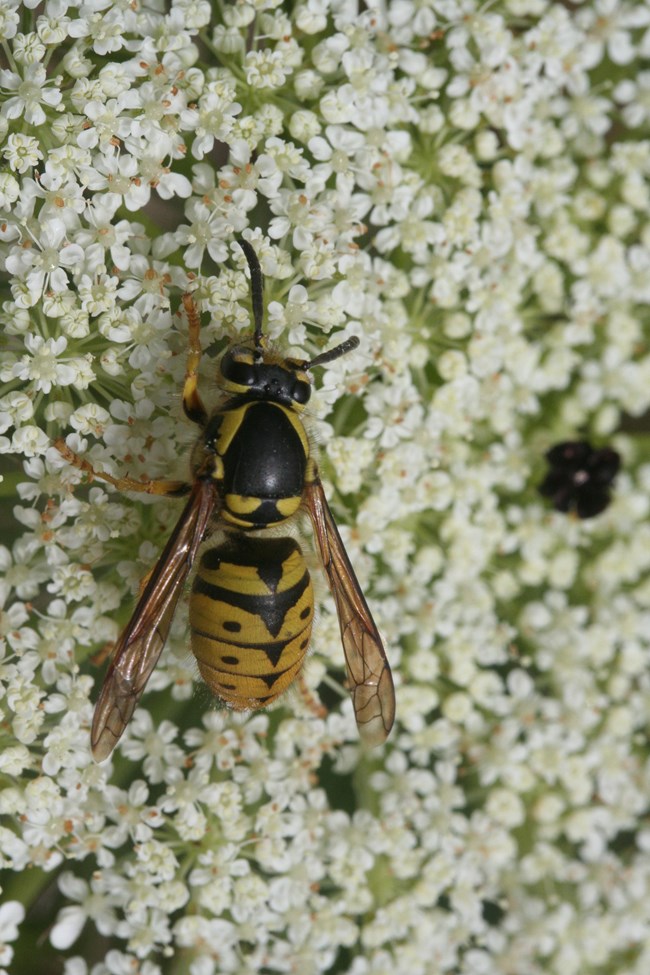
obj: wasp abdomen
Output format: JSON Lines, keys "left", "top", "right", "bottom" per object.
{"left": 189, "top": 535, "right": 314, "bottom": 710}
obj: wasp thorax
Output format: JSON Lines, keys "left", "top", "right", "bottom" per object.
{"left": 220, "top": 345, "right": 312, "bottom": 407}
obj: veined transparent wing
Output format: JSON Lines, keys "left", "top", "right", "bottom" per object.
{"left": 304, "top": 475, "right": 395, "bottom": 746}
{"left": 91, "top": 478, "right": 218, "bottom": 761}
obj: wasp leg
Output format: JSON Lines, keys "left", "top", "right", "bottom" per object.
{"left": 53, "top": 439, "right": 190, "bottom": 496}
{"left": 182, "top": 293, "right": 208, "bottom": 427}
{"left": 296, "top": 671, "right": 327, "bottom": 720}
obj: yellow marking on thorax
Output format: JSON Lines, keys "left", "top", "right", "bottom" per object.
{"left": 275, "top": 496, "right": 302, "bottom": 518}
{"left": 214, "top": 407, "right": 247, "bottom": 456}
{"left": 226, "top": 494, "right": 263, "bottom": 515}
{"left": 286, "top": 407, "right": 310, "bottom": 458}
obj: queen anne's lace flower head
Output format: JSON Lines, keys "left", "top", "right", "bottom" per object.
{"left": 2, "top": 1, "right": 650, "bottom": 973}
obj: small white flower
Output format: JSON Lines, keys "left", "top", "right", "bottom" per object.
{"left": 6, "top": 222, "right": 85, "bottom": 297}
{"left": 8, "top": 335, "right": 78, "bottom": 394}
{"left": 0, "top": 5, "right": 19, "bottom": 41}
{"left": 0, "top": 63, "right": 62, "bottom": 125}
{"left": 0, "top": 900, "right": 24, "bottom": 971}
{"left": 0, "top": 900, "right": 24, "bottom": 942}
{"left": 77, "top": 273, "right": 119, "bottom": 315}
{"left": 13, "top": 33, "right": 45, "bottom": 68}
{"left": 245, "top": 49, "right": 293, "bottom": 89}
{"left": 186, "top": 84, "right": 241, "bottom": 160}
{"left": 577, "top": 0, "right": 650, "bottom": 66}
{"left": 68, "top": 9, "right": 128, "bottom": 56}
{"left": 2, "top": 132, "right": 43, "bottom": 173}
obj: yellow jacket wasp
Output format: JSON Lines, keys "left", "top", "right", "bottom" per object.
{"left": 55, "top": 240, "right": 395, "bottom": 761}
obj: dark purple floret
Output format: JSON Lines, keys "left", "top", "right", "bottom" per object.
{"left": 539, "top": 440, "right": 621, "bottom": 519}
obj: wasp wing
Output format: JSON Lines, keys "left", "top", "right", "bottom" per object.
{"left": 91, "top": 478, "right": 218, "bottom": 761}
{"left": 304, "top": 474, "right": 395, "bottom": 746}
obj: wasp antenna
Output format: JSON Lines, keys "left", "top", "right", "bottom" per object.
{"left": 237, "top": 239, "right": 265, "bottom": 350}
{"left": 305, "top": 336, "right": 360, "bottom": 370}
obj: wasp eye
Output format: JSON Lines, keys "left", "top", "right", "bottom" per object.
{"left": 292, "top": 381, "right": 311, "bottom": 405}
{"left": 230, "top": 362, "right": 256, "bottom": 386}
{"left": 221, "top": 350, "right": 256, "bottom": 386}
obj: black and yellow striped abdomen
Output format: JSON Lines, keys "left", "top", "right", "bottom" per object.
{"left": 189, "top": 534, "right": 314, "bottom": 710}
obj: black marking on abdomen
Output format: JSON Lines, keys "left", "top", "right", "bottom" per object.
{"left": 259, "top": 669, "right": 291, "bottom": 690}
{"left": 200, "top": 535, "right": 299, "bottom": 572}
{"left": 192, "top": 572, "right": 310, "bottom": 639}
{"left": 191, "top": 627, "right": 304, "bottom": 669}
{"left": 256, "top": 560, "right": 285, "bottom": 593}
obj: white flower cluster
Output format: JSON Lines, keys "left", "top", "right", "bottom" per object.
{"left": 1, "top": 0, "right": 650, "bottom": 973}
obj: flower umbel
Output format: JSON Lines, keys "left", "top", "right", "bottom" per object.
{"left": 2, "top": 2, "right": 650, "bottom": 975}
